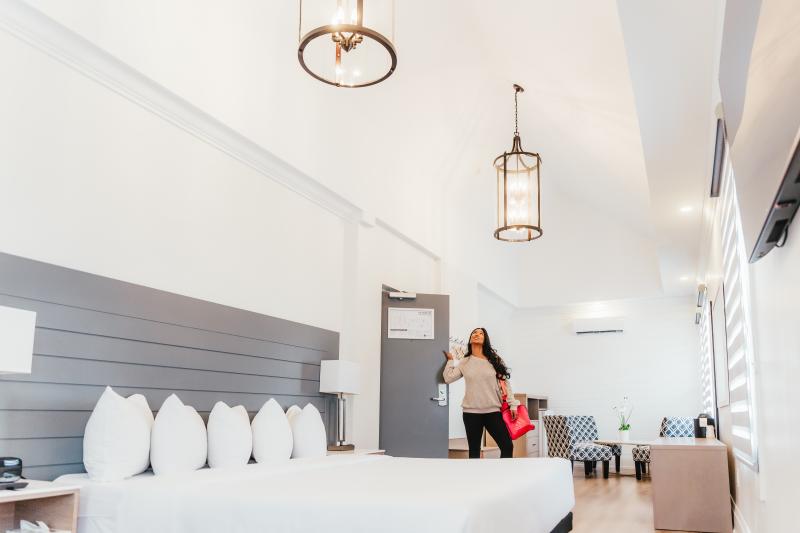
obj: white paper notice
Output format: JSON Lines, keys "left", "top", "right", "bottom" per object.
{"left": 387, "top": 308, "right": 435, "bottom": 339}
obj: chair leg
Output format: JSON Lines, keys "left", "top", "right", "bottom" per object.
{"left": 635, "top": 461, "right": 642, "bottom": 481}
{"left": 584, "top": 461, "right": 592, "bottom": 477}
{"left": 615, "top": 454, "right": 620, "bottom": 473}
{"left": 602, "top": 460, "right": 609, "bottom": 479}
{"left": 571, "top": 460, "right": 574, "bottom": 471}
{"left": 592, "top": 460, "right": 597, "bottom": 471}
{"left": 642, "top": 462, "right": 647, "bottom": 475}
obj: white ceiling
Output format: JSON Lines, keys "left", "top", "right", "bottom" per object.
{"left": 24, "top": 0, "right": 723, "bottom": 308}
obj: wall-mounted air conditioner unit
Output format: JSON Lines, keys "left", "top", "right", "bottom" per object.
{"left": 572, "top": 317, "right": 625, "bottom": 335}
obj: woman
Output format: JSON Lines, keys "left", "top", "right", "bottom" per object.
{"left": 443, "top": 327, "right": 519, "bottom": 459}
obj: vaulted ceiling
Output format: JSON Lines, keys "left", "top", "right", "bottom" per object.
{"left": 25, "top": 0, "right": 723, "bottom": 308}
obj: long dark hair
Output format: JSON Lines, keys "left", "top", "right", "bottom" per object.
{"left": 465, "top": 327, "right": 510, "bottom": 380}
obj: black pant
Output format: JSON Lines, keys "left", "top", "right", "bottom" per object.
{"left": 463, "top": 411, "right": 513, "bottom": 459}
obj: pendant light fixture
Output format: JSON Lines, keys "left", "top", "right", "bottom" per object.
{"left": 493, "top": 84, "right": 542, "bottom": 242}
{"left": 297, "top": 0, "right": 397, "bottom": 88}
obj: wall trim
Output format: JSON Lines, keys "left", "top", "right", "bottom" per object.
{"left": 0, "top": 0, "right": 366, "bottom": 223}
{"left": 374, "top": 218, "right": 441, "bottom": 261}
{"left": 477, "top": 281, "right": 518, "bottom": 310}
{"left": 732, "top": 497, "right": 753, "bottom": 533}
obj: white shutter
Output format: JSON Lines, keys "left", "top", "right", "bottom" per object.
{"left": 720, "top": 160, "right": 759, "bottom": 470}
{"left": 699, "top": 299, "right": 715, "bottom": 415}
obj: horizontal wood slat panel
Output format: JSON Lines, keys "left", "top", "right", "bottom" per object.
{"left": 0, "top": 254, "right": 338, "bottom": 352}
{"left": 22, "top": 464, "right": 86, "bottom": 481}
{"left": 0, "top": 252, "right": 339, "bottom": 479}
{"left": 0, "top": 437, "right": 83, "bottom": 467}
{"left": 0, "top": 294, "right": 330, "bottom": 366}
{"left": 0, "top": 382, "right": 329, "bottom": 413}
{"left": 2, "top": 356, "right": 321, "bottom": 396}
{"left": 33, "top": 328, "right": 321, "bottom": 380}
{"left": 0, "top": 404, "right": 329, "bottom": 440}
{"left": 0, "top": 411, "right": 91, "bottom": 439}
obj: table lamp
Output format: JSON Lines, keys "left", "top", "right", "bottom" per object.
{"left": 319, "top": 360, "right": 360, "bottom": 451}
{"left": 0, "top": 305, "right": 37, "bottom": 375}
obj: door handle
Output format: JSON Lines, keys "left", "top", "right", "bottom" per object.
{"left": 431, "top": 384, "right": 447, "bottom": 406}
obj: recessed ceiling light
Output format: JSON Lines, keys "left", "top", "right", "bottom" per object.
{"left": 679, "top": 206, "right": 693, "bottom": 213}
{"left": 680, "top": 275, "right": 690, "bottom": 282}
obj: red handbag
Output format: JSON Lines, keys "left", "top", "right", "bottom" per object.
{"left": 499, "top": 380, "right": 535, "bottom": 440}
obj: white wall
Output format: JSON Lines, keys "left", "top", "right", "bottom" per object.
{"left": 339, "top": 223, "right": 440, "bottom": 449}
{"left": 445, "top": 292, "right": 703, "bottom": 447}
{"left": 0, "top": 1, "right": 713, "bottom": 460}
{"left": 0, "top": 30, "right": 346, "bottom": 332}
{"left": 699, "top": 193, "right": 800, "bottom": 533}
{"left": 742, "top": 227, "right": 800, "bottom": 532}
{"left": 0, "top": 24, "right": 443, "bottom": 450}
{"left": 508, "top": 296, "right": 702, "bottom": 467}
{"left": 444, "top": 280, "right": 516, "bottom": 439}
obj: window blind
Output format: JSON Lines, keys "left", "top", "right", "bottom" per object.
{"left": 720, "top": 161, "right": 759, "bottom": 470}
{"left": 699, "top": 299, "right": 715, "bottom": 415}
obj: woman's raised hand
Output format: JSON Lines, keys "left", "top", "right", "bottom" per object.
{"left": 442, "top": 350, "right": 454, "bottom": 361}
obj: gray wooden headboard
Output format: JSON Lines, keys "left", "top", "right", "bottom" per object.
{"left": 0, "top": 252, "right": 338, "bottom": 480}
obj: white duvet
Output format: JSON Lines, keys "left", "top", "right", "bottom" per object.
{"left": 57, "top": 455, "right": 574, "bottom": 533}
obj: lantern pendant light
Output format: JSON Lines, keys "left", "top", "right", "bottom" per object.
{"left": 493, "top": 84, "right": 543, "bottom": 242}
{"left": 297, "top": 0, "right": 397, "bottom": 88}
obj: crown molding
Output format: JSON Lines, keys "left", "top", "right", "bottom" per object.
{"left": 374, "top": 218, "right": 440, "bottom": 261}
{"left": 0, "top": 0, "right": 364, "bottom": 224}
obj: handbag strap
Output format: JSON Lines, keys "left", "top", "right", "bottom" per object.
{"left": 498, "top": 379, "right": 508, "bottom": 402}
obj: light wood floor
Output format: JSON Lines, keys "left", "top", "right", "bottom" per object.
{"left": 572, "top": 470, "right": 693, "bottom": 533}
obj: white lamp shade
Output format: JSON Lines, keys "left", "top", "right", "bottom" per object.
{"left": 0, "top": 305, "right": 37, "bottom": 375}
{"left": 319, "top": 360, "right": 360, "bottom": 395}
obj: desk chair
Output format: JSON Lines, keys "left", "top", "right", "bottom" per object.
{"left": 632, "top": 416, "right": 695, "bottom": 480}
{"left": 544, "top": 415, "right": 613, "bottom": 478}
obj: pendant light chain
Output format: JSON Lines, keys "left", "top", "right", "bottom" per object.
{"left": 514, "top": 88, "right": 519, "bottom": 135}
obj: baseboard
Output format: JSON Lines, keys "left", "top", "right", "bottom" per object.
{"left": 731, "top": 497, "right": 753, "bottom": 533}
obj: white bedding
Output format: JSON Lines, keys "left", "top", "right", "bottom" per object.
{"left": 56, "top": 455, "right": 574, "bottom": 533}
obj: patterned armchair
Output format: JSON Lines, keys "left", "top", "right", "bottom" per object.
{"left": 543, "top": 415, "right": 614, "bottom": 478}
{"left": 632, "top": 416, "right": 694, "bottom": 480}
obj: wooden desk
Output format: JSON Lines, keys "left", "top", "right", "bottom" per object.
{"left": 649, "top": 438, "right": 732, "bottom": 533}
{"left": 594, "top": 438, "right": 653, "bottom": 447}
{"left": 448, "top": 438, "right": 499, "bottom": 459}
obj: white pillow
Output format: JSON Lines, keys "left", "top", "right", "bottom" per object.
{"left": 251, "top": 399, "right": 293, "bottom": 463}
{"left": 289, "top": 403, "right": 327, "bottom": 458}
{"left": 207, "top": 401, "right": 252, "bottom": 468}
{"left": 285, "top": 404, "right": 302, "bottom": 425}
{"left": 83, "top": 386, "right": 154, "bottom": 481}
{"left": 150, "top": 394, "right": 207, "bottom": 475}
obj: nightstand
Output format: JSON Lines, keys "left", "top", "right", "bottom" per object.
{"left": 327, "top": 449, "right": 385, "bottom": 456}
{"left": 0, "top": 481, "right": 80, "bottom": 532}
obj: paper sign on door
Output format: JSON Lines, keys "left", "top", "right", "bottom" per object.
{"left": 387, "top": 308, "right": 435, "bottom": 339}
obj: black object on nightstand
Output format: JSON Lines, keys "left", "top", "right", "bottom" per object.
{"left": 0, "top": 457, "right": 23, "bottom": 478}
{"left": 0, "top": 458, "right": 28, "bottom": 490}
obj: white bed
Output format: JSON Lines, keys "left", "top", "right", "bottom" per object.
{"left": 56, "top": 454, "right": 574, "bottom": 533}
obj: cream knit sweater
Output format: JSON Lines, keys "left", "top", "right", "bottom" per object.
{"left": 443, "top": 356, "right": 520, "bottom": 414}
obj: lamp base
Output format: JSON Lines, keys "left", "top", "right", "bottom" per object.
{"left": 327, "top": 444, "right": 355, "bottom": 452}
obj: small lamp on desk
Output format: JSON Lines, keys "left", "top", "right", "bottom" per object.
{"left": 0, "top": 305, "right": 36, "bottom": 490}
{"left": 0, "top": 305, "right": 37, "bottom": 375}
{"left": 319, "top": 360, "right": 360, "bottom": 452}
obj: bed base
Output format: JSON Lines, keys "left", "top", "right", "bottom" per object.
{"left": 549, "top": 512, "right": 573, "bottom": 533}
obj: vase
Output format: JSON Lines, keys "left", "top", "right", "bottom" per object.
{"left": 619, "top": 429, "right": 630, "bottom": 442}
